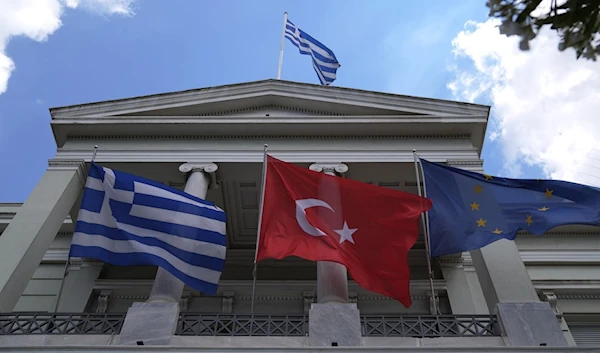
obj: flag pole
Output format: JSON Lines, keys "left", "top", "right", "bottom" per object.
{"left": 412, "top": 149, "right": 438, "bottom": 315}
{"left": 54, "top": 144, "right": 98, "bottom": 312}
{"left": 277, "top": 12, "right": 288, "bottom": 80}
{"left": 251, "top": 144, "right": 268, "bottom": 313}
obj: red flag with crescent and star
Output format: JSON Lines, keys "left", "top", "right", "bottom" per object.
{"left": 255, "top": 155, "right": 433, "bottom": 307}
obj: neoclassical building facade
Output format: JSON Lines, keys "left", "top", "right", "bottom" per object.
{"left": 0, "top": 80, "right": 598, "bottom": 350}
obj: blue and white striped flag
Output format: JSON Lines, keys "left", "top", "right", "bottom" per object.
{"left": 284, "top": 18, "right": 340, "bottom": 85}
{"left": 69, "top": 163, "right": 227, "bottom": 295}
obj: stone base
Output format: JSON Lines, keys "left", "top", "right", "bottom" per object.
{"left": 308, "top": 303, "right": 362, "bottom": 347}
{"left": 117, "top": 302, "right": 179, "bottom": 346}
{"left": 496, "top": 302, "right": 568, "bottom": 347}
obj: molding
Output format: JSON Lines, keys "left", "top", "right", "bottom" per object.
{"left": 445, "top": 160, "right": 484, "bottom": 167}
{"left": 556, "top": 294, "right": 600, "bottom": 300}
{"left": 49, "top": 79, "right": 490, "bottom": 118}
{"left": 53, "top": 115, "right": 488, "bottom": 124}
{"left": 93, "top": 279, "right": 447, "bottom": 297}
{"left": 461, "top": 250, "right": 600, "bottom": 266}
{"left": 519, "top": 250, "right": 600, "bottom": 263}
{"left": 67, "top": 134, "right": 473, "bottom": 141}
{"left": 0, "top": 346, "right": 590, "bottom": 353}
{"left": 47, "top": 159, "right": 87, "bottom": 186}
{"left": 534, "top": 280, "right": 600, "bottom": 291}
{"left": 199, "top": 104, "right": 344, "bottom": 117}
{"left": 53, "top": 150, "right": 480, "bottom": 163}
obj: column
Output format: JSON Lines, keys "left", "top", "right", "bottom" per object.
{"left": 440, "top": 256, "right": 481, "bottom": 314}
{"left": 308, "top": 163, "right": 349, "bottom": 304}
{"left": 147, "top": 163, "right": 217, "bottom": 303}
{"left": 447, "top": 160, "right": 568, "bottom": 346}
{"left": 307, "top": 163, "right": 361, "bottom": 347}
{"left": 0, "top": 160, "right": 85, "bottom": 312}
{"left": 56, "top": 260, "right": 103, "bottom": 312}
{"left": 118, "top": 163, "right": 218, "bottom": 346}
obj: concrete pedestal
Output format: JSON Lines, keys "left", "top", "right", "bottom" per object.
{"left": 118, "top": 302, "right": 179, "bottom": 346}
{"left": 496, "top": 302, "right": 568, "bottom": 347}
{"left": 308, "top": 303, "right": 362, "bottom": 347}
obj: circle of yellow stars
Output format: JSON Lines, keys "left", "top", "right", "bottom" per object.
{"left": 470, "top": 174, "right": 553, "bottom": 234}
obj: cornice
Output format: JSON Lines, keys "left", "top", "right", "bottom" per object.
{"left": 53, "top": 150, "right": 479, "bottom": 163}
{"left": 49, "top": 79, "right": 490, "bottom": 119}
{"left": 51, "top": 115, "right": 488, "bottom": 126}
{"left": 66, "top": 133, "right": 472, "bottom": 141}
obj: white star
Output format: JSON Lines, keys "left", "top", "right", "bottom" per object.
{"left": 334, "top": 221, "right": 358, "bottom": 244}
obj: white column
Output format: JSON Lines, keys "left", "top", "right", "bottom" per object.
{"left": 308, "top": 163, "right": 349, "bottom": 304}
{"left": 440, "top": 254, "right": 488, "bottom": 314}
{"left": 56, "top": 260, "right": 103, "bottom": 312}
{"left": 0, "top": 160, "right": 85, "bottom": 312}
{"left": 147, "top": 163, "right": 218, "bottom": 303}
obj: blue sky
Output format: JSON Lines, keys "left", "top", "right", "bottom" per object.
{"left": 0, "top": 0, "right": 546, "bottom": 202}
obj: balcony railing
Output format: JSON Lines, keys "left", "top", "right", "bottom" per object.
{"left": 0, "top": 313, "right": 126, "bottom": 335}
{"left": 0, "top": 313, "right": 499, "bottom": 338}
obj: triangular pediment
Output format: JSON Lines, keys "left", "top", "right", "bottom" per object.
{"left": 49, "top": 79, "right": 489, "bottom": 119}
{"left": 49, "top": 79, "right": 490, "bottom": 151}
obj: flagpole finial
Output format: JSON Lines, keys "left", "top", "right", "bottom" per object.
{"left": 91, "top": 145, "right": 99, "bottom": 163}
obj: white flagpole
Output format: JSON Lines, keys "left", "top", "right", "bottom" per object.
{"left": 54, "top": 144, "right": 99, "bottom": 312}
{"left": 250, "top": 144, "right": 268, "bottom": 313}
{"left": 412, "top": 149, "right": 438, "bottom": 315}
{"left": 277, "top": 12, "right": 288, "bottom": 80}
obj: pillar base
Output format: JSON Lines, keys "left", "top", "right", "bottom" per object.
{"left": 118, "top": 302, "right": 179, "bottom": 345}
{"left": 496, "top": 302, "right": 568, "bottom": 347}
{"left": 308, "top": 303, "right": 361, "bottom": 347}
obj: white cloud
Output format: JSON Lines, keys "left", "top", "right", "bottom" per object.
{"left": 0, "top": 0, "right": 135, "bottom": 95}
{"left": 447, "top": 17, "right": 600, "bottom": 187}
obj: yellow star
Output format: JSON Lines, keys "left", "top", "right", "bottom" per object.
{"left": 470, "top": 201, "right": 480, "bottom": 211}
{"left": 526, "top": 215, "right": 533, "bottom": 226}
{"left": 476, "top": 218, "right": 487, "bottom": 227}
{"left": 544, "top": 188, "right": 553, "bottom": 199}
{"left": 538, "top": 206, "right": 550, "bottom": 211}
{"left": 474, "top": 184, "right": 483, "bottom": 193}
{"left": 484, "top": 174, "right": 493, "bottom": 180}
{"left": 492, "top": 228, "right": 502, "bottom": 234}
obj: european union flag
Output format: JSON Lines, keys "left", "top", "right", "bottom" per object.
{"left": 420, "top": 159, "right": 600, "bottom": 257}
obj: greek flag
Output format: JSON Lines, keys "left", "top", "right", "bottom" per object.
{"left": 285, "top": 18, "right": 340, "bottom": 85}
{"left": 69, "top": 163, "right": 227, "bottom": 295}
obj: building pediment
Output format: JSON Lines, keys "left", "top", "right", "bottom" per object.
{"left": 49, "top": 79, "right": 490, "bottom": 149}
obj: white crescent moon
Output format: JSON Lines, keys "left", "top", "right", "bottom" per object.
{"left": 295, "top": 198, "right": 334, "bottom": 236}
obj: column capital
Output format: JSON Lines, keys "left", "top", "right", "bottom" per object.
{"left": 179, "top": 162, "right": 218, "bottom": 188}
{"left": 179, "top": 162, "right": 218, "bottom": 174}
{"left": 309, "top": 163, "right": 348, "bottom": 175}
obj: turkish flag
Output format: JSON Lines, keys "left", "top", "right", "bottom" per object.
{"left": 256, "top": 155, "right": 432, "bottom": 307}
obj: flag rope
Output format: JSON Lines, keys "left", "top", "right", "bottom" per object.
{"left": 251, "top": 144, "right": 268, "bottom": 313}
{"left": 412, "top": 149, "right": 438, "bottom": 315}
